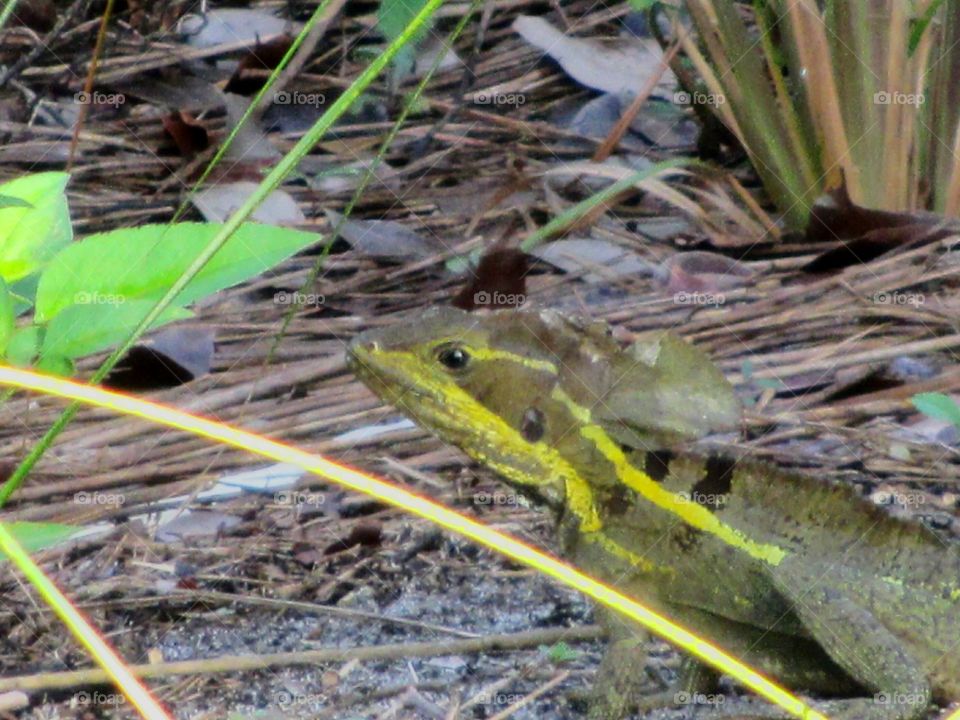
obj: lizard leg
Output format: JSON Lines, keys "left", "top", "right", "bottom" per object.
{"left": 586, "top": 611, "right": 720, "bottom": 720}
{"left": 772, "top": 561, "right": 932, "bottom": 720}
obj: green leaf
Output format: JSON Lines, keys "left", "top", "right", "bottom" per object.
{"left": 2, "top": 521, "right": 82, "bottom": 556}
{"left": 5, "top": 325, "right": 40, "bottom": 367}
{"left": 377, "top": 0, "right": 433, "bottom": 80}
{"left": 0, "top": 194, "right": 33, "bottom": 209}
{"left": 755, "top": 377, "right": 785, "bottom": 390}
{"left": 0, "top": 172, "right": 72, "bottom": 282}
{"left": 35, "top": 353, "right": 74, "bottom": 376}
{"left": 36, "top": 222, "right": 322, "bottom": 322}
{"left": 444, "top": 247, "right": 483, "bottom": 274}
{"left": 9, "top": 273, "right": 38, "bottom": 315}
{"left": 541, "top": 641, "right": 579, "bottom": 664}
{"left": 911, "top": 392, "right": 960, "bottom": 429}
{"left": 908, "top": 0, "right": 947, "bottom": 56}
{"left": 41, "top": 299, "right": 192, "bottom": 362}
{"left": 0, "top": 278, "right": 13, "bottom": 354}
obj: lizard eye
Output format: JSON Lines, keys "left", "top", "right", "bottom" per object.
{"left": 437, "top": 346, "right": 470, "bottom": 371}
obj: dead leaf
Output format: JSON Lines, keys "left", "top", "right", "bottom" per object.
{"left": 896, "top": 416, "right": 960, "bottom": 446}
{"left": 566, "top": 93, "right": 624, "bottom": 138}
{"left": 661, "top": 251, "right": 755, "bottom": 293}
{"left": 193, "top": 182, "right": 305, "bottom": 225}
{"left": 117, "top": 75, "right": 225, "bottom": 111}
{"left": 0, "top": 691, "right": 29, "bottom": 712}
{"left": 156, "top": 511, "right": 241, "bottom": 543}
{"left": 179, "top": 8, "right": 296, "bottom": 48}
{"left": 106, "top": 326, "right": 216, "bottom": 391}
{"left": 531, "top": 238, "right": 654, "bottom": 283}
{"left": 452, "top": 247, "right": 529, "bottom": 310}
{"left": 803, "top": 178, "right": 958, "bottom": 273}
{"left": 413, "top": 36, "right": 463, "bottom": 76}
{"left": 162, "top": 111, "right": 209, "bottom": 158}
{"left": 324, "top": 209, "right": 441, "bottom": 259}
{"left": 226, "top": 35, "right": 296, "bottom": 95}
{"left": 628, "top": 98, "right": 699, "bottom": 147}
{"left": 513, "top": 15, "right": 675, "bottom": 96}
{"left": 222, "top": 93, "right": 283, "bottom": 164}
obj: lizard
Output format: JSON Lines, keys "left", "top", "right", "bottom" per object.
{"left": 346, "top": 305, "right": 960, "bottom": 719}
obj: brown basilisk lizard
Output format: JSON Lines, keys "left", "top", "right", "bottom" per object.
{"left": 347, "top": 306, "right": 959, "bottom": 719}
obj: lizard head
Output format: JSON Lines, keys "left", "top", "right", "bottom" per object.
{"left": 347, "top": 306, "right": 588, "bottom": 508}
{"left": 348, "top": 306, "right": 740, "bottom": 509}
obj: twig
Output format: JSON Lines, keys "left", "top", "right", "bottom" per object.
{"left": 0, "top": 625, "right": 604, "bottom": 692}
{"left": 592, "top": 41, "right": 681, "bottom": 162}
{"left": 251, "top": 0, "right": 347, "bottom": 117}
{"left": 0, "top": 0, "right": 86, "bottom": 89}
{"left": 68, "top": 0, "right": 115, "bottom": 169}
{"left": 487, "top": 670, "right": 571, "bottom": 720}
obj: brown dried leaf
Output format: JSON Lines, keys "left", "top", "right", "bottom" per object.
{"left": 512, "top": 16, "right": 675, "bottom": 96}
{"left": 662, "top": 251, "right": 755, "bottom": 293}
{"left": 162, "top": 111, "right": 209, "bottom": 157}
{"left": 803, "top": 178, "right": 959, "bottom": 273}
{"left": 453, "top": 247, "right": 529, "bottom": 310}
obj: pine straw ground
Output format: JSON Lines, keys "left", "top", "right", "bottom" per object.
{"left": 0, "top": 1, "right": 959, "bottom": 718}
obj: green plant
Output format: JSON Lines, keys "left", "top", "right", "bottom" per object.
{"left": 377, "top": 0, "right": 435, "bottom": 86}
{"left": 2, "top": 521, "right": 84, "bottom": 556}
{"left": 0, "top": 173, "right": 321, "bottom": 375}
{"left": 542, "top": 641, "right": 580, "bottom": 664}
{"left": 666, "top": 0, "right": 960, "bottom": 228}
{"left": 0, "top": 172, "right": 72, "bottom": 283}
{"left": 912, "top": 392, "right": 960, "bottom": 429}
{"left": 0, "top": 2, "right": 449, "bottom": 714}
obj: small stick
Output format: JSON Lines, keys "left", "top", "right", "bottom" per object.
{"left": 0, "top": 625, "right": 604, "bottom": 693}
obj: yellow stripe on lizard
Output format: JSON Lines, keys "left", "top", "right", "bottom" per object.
{"left": 551, "top": 387, "right": 788, "bottom": 567}
{"left": 373, "top": 347, "right": 665, "bottom": 574}
{"left": 465, "top": 347, "right": 560, "bottom": 374}
{"left": 348, "top": 307, "right": 960, "bottom": 719}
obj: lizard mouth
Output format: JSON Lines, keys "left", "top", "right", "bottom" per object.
{"left": 347, "top": 335, "right": 568, "bottom": 513}
{"left": 346, "top": 338, "right": 443, "bottom": 408}
{"left": 347, "top": 336, "right": 504, "bottom": 443}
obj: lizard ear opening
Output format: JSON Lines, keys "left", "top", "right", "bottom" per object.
{"left": 520, "top": 407, "right": 546, "bottom": 442}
